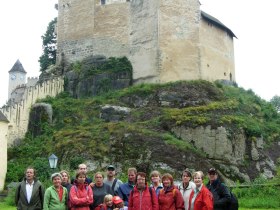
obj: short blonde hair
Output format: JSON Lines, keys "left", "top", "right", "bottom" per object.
{"left": 150, "top": 170, "right": 161, "bottom": 178}
{"left": 192, "top": 171, "right": 204, "bottom": 180}
{"left": 128, "top": 168, "right": 137, "bottom": 175}
{"left": 104, "top": 194, "right": 113, "bottom": 202}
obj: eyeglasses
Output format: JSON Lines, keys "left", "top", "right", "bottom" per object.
{"left": 208, "top": 172, "right": 216, "bottom": 175}
{"left": 137, "top": 178, "right": 145, "bottom": 181}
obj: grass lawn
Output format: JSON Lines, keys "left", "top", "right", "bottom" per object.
{"left": 0, "top": 202, "right": 279, "bottom": 210}
{"left": 0, "top": 202, "right": 15, "bottom": 210}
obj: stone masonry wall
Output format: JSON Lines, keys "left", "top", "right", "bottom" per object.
{"left": 56, "top": 0, "right": 236, "bottom": 84}
{"left": 0, "top": 77, "right": 64, "bottom": 146}
{"left": 199, "top": 19, "right": 236, "bottom": 82}
{"left": 158, "top": 0, "right": 201, "bottom": 82}
{"left": 57, "top": 0, "right": 130, "bottom": 64}
{"left": 129, "top": 0, "right": 160, "bottom": 83}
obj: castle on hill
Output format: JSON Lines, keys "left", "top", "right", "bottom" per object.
{"left": 0, "top": 0, "right": 237, "bottom": 191}
{"left": 56, "top": 0, "right": 236, "bottom": 84}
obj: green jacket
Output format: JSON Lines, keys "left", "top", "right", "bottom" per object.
{"left": 15, "top": 178, "right": 44, "bottom": 210}
{"left": 43, "top": 186, "right": 68, "bottom": 210}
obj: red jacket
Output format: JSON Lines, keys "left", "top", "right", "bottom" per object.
{"left": 128, "top": 185, "right": 159, "bottom": 210}
{"left": 188, "top": 185, "right": 213, "bottom": 210}
{"left": 95, "top": 203, "right": 110, "bottom": 210}
{"left": 69, "top": 183, "right": 94, "bottom": 210}
{"left": 158, "top": 186, "right": 184, "bottom": 210}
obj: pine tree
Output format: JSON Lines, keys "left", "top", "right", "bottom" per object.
{"left": 38, "top": 17, "right": 57, "bottom": 72}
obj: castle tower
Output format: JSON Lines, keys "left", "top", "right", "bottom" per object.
{"left": 129, "top": 0, "right": 201, "bottom": 83}
{"left": 8, "top": 60, "right": 27, "bottom": 100}
{"left": 56, "top": 0, "right": 236, "bottom": 84}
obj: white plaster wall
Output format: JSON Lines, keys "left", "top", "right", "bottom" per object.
{"left": 0, "top": 121, "right": 8, "bottom": 191}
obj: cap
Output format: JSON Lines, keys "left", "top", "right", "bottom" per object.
{"left": 208, "top": 168, "right": 217, "bottom": 173}
{"left": 112, "top": 196, "right": 123, "bottom": 204}
{"left": 107, "top": 165, "right": 115, "bottom": 170}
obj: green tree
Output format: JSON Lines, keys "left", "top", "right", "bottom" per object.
{"left": 38, "top": 17, "right": 57, "bottom": 72}
{"left": 270, "top": 95, "right": 280, "bottom": 112}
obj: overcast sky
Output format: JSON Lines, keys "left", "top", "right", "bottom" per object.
{"left": 1, "top": 0, "right": 280, "bottom": 106}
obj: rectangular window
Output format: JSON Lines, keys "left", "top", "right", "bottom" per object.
{"left": 101, "top": 0, "right": 106, "bottom": 5}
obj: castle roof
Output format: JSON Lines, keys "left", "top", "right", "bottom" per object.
{"left": 9, "top": 59, "right": 27, "bottom": 73}
{"left": 201, "top": 11, "right": 237, "bottom": 38}
{"left": 0, "top": 111, "right": 9, "bottom": 123}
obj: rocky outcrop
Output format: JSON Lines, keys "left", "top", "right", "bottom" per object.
{"left": 64, "top": 56, "right": 132, "bottom": 98}
{"left": 171, "top": 126, "right": 277, "bottom": 180}
{"left": 28, "top": 103, "right": 53, "bottom": 138}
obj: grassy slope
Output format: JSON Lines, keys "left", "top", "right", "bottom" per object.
{"left": 6, "top": 80, "right": 280, "bottom": 209}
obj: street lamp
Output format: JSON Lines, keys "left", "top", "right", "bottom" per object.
{"left": 48, "top": 154, "right": 58, "bottom": 169}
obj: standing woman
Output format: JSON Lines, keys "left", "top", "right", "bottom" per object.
{"left": 70, "top": 171, "right": 94, "bottom": 210}
{"left": 91, "top": 172, "right": 114, "bottom": 210}
{"left": 60, "top": 170, "right": 72, "bottom": 209}
{"left": 158, "top": 173, "right": 184, "bottom": 210}
{"left": 60, "top": 170, "right": 72, "bottom": 193}
{"left": 189, "top": 171, "right": 213, "bottom": 210}
{"left": 43, "top": 173, "right": 68, "bottom": 210}
{"left": 178, "top": 169, "right": 195, "bottom": 210}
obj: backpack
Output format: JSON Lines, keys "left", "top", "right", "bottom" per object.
{"left": 228, "top": 191, "right": 239, "bottom": 210}
{"left": 218, "top": 183, "right": 238, "bottom": 210}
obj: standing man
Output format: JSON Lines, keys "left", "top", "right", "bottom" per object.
{"left": 15, "top": 167, "right": 44, "bottom": 210}
{"left": 206, "top": 168, "right": 231, "bottom": 210}
{"left": 117, "top": 167, "right": 137, "bottom": 206}
{"left": 103, "top": 165, "right": 123, "bottom": 195}
{"left": 71, "top": 163, "right": 92, "bottom": 184}
{"left": 128, "top": 172, "right": 159, "bottom": 210}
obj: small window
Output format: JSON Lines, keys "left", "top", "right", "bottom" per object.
{"left": 101, "top": 0, "right": 106, "bottom": 5}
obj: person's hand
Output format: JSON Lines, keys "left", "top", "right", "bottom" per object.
{"left": 89, "top": 182, "right": 95, "bottom": 187}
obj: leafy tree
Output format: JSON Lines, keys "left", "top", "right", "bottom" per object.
{"left": 270, "top": 95, "right": 280, "bottom": 112}
{"left": 39, "top": 17, "right": 57, "bottom": 72}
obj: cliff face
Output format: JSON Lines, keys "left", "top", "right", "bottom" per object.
{"left": 8, "top": 80, "right": 280, "bottom": 183}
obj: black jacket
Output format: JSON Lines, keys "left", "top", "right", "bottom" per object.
{"left": 206, "top": 179, "right": 231, "bottom": 210}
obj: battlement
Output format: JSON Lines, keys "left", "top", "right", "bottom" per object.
{"left": 27, "top": 77, "right": 39, "bottom": 87}
{"left": 0, "top": 76, "right": 64, "bottom": 146}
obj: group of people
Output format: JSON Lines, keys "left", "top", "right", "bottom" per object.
{"left": 15, "top": 164, "right": 232, "bottom": 210}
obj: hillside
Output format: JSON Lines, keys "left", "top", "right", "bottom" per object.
{"left": 7, "top": 80, "right": 280, "bottom": 184}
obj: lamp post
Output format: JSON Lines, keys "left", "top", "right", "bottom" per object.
{"left": 48, "top": 154, "right": 58, "bottom": 170}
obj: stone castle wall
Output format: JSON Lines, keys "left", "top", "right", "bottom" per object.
{"left": 1, "top": 77, "right": 64, "bottom": 146}
{"left": 199, "top": 19, "right": 236, "bottom": 82}
{"left": 158, "top": 0, "right": 201, "bottom": 82}
{"left": 129, "top": 0, "right": 160, "bottom": 83}
{"left": 56, "top": 0, "right": 236, "bottom": 84}
{"left": 57, "top": 0, "right": 130, "bottom": 64}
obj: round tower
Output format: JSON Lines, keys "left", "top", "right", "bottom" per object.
{"left": 8, "top": 60, "right": 27, "bottom": 100}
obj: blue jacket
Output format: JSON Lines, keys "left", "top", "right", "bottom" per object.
{"left": 117, "top": 182, "right": 135, "bottom": 206}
